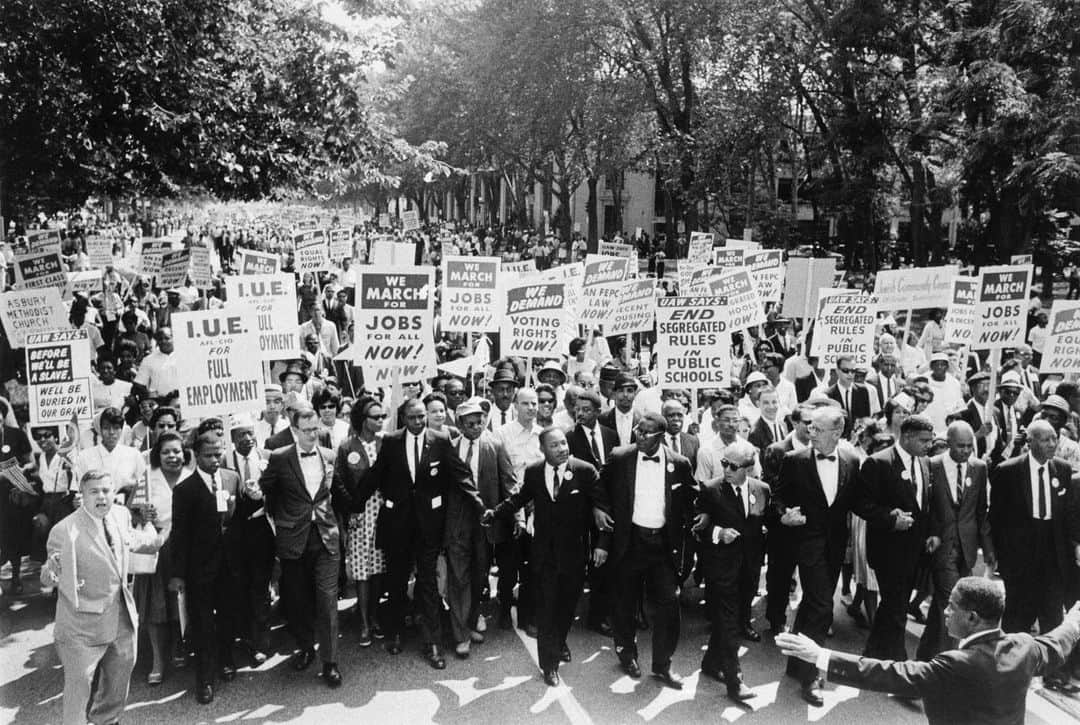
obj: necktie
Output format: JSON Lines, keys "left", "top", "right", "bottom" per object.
{"left": 773, "top": 423, "right": 781, "bottom": 442}
{"left": 500, "top": 409, "right": 507, "bottom": 426}
{"left": 844, "top": 388, "right": 851, "bottom": 412}
{"left": 910, "top": 459, "right": 919, "bottom": 503}
{"left": 466, "top": 439, "right": 474, "bottom": 466}
{"left": 642, "top": 455, "right": 660, "bottom": 463}
{"left": 413, "top": 435, "right": 421, "bottom": 482}
{"left": 102, "top": 517, "right": 115, "bottom": 555}
{"left": 955, "top": 463, "right": 963, "bottom": 505}
{"left": 590, "top": 430, "right": 602, "bottom": 463}
{"left": 1038, "top": 466, "right": 1047, "bottom": 519}
{"left": 816, "top": 453, "right": 836, "bottom": 462}
{"left": 885, "top": 378, "right": 892, "bottom": 400}
{"left": 551, "top": 466, "right": 560, "bottom": 499}
{"left": 733, "top": 484, "right": 745, "bottom": 517}
{"left": 670, "top": 434, "right": 679, "bottom": 454}
{"left": 243, "top": 455, "right": 251, "bottom": 482}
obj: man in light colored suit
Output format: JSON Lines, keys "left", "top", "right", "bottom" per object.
{"left": 42, "top": 470, "right": 163, "bottom": 725}
{"left": 917, "top": 421, "right": 994, "bottom": 660}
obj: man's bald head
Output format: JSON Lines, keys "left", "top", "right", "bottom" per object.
{"left": 945, "top": 420, "right": 975, "bottom": 463}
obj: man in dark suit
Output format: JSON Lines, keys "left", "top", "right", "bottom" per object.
{"left": 363, "top": 397, "right": 483, "bottom": 669}
{"left": 766, "top": 318, "right": 796, "bottom": 359}
{"left": 779, "top": 577, "right": 1080, "bottom": 725}
{"left": 868, "top": 354, "right": 903, "bottom": 409}
{"left": 990, "top": 419, "right": 1079, "bottom": 689}
{"left": 761, "top": 404, "right": 812, "bottom": 634}
{"left": 169, "top": 432, "right": 241, "bottom": 704}
{"left": 258, "top": 404, "right": 342, "bottom": 687}
{"left": 772, "top": 405, "right": 862, "bottom": 705}
{"left": 661, "top": 399, "right": 699, "bottom": 472}
{"left": 748, "top": 387, "right": 787, "bottom": 452}
{"left": 917, "top": 421, "right": 994, "bottom": 660}
{"left": 484, "top": 427, "right": 609, "bottom": 686}
{"left": 959, "top": 371, "right": 996, "bottom": 460}
{"left": 694, "top": 439, "right": 767, "bottom": 701}
{"left": 596, "top": 412, "right": 695, "bottom": 689}
{"left": 857, "top": 414, "right": 935, "bottom": 662}
{"left": 826, "top": 355, "right": 873, "bottom": 437}
{"left": 598, "top": 372, "right": 640, "bottom": 446}
{"left": 445, "top": 398, "right": 518, "bottom": 657}
{"left": 989, "top": 371, "right": 1026, "bottom": 464}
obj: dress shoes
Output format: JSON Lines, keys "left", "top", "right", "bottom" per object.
{"left": 386, "top": 636, "right": 403, "bottom": 655}
{"left": 587, "top": 620, "right": 613, "bottom": 637}
{"left": 219, "top": 663, "right": 236, "bottom": 682}
{"left": 727, "top": 682, "right": 756, "bottom": 702}
{"left": 652, "top": 668, "right": 684, "bottom": 690}
{"left": 542, "top": 668, "right": 560, "bottom": 687}
{"left": 621, "top": 658, "right": 642, "bottom": 678}
{"left": 846, "top": 603, "right": 869, "bottom": 629}
{"left": 801, "top": 679, "right": 825, "bottom": 707}
{"left": 426, "top": 644, "right": 446, "bottom": 669}
{"left": 291, "top": 648, "right": 316, "bottom": 671}
{"left": 455, "top": 641, "right": 471, "bottom": 659}
{"left": 560, "top": 644, "right": 572, "bottom": 663}
{"left": 741, "top": 625, "right": 761, "bottom": 642}
{"left": 196, "top": 684, "right": 214, "bottom": 704}
{"left": 243, "top": 641, "right": 268, "bottom": 667}
{"left": 475, "top": 614, "right": 487, "bottom": 633}
{"left": 469, "top": 630, "right": 485, "bottom": 644}
{"left": 524, "top": 624, "right": 538, "bottom": 639}
{"left": 322, "top": 663, "right": 342, "bottom": 688}
{"left": 636, "top": 612, "right": 649, "bottom": 631}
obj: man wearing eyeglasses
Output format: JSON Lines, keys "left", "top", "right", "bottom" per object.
{"left": 693, "top": 439, "right": 768, "bottom": 702}
{"left": 825, "top": 355, "right": 873, "bottom": 437}
{"left": 772, "top": 405, "right": 862, "bottom": 706}
{"left": 595, "top": 412, "right": 696, "bottom": 688}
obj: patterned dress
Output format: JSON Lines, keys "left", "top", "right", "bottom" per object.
{"left": 345, "top": 438, "right": 386, "bottom": 581}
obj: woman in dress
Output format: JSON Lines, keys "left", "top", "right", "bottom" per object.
{"left": 131, "top": 431, "right": 190, "bottom": 684}
{"left": 334, "top": 396, "right": 386, "bottom": 646}
{"left": 298, "top": 272, "right": 318, "bottom": 324}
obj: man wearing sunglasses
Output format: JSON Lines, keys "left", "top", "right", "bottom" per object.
{"left": 595, "top": 412, "right": 696, "bottom": 688}
{"left": 826, "top": 354, "right": 873, "bottom": 437}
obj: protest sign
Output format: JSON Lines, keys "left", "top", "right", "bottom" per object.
{"left": 712, "top": 248, "right": 744, "bottom": 268}
{"left": 1010, "top": 254, "right": 1033, "bottom": 266}
{"left": 238, "top": 249, "right": 280, "bottom": 275}
{"left": 224, "top": 274, "right": 300, "bottom": 359}
{"left": 687, "top": 232, "right": 715, "bottom": 264}
{"left": 598, "top": 241, "right": 635, "bottom": 258}
{"left": 189, "top": 245, "right": 212, "bottom": 288}
{"left": 157, "top": 249, "right": 190, "bottom": 289}
{"left": 604, "top": 279, "right": 657, "bottom": 336}
{"left": 580, "top": 255, "right": 632, "bottom": 329}
{"left": 1040, "top": 301, "right": 1080, "bottom": 374}
{"left": 172, "top": 309, "right": 263, "bottom": 418}
{"left": 25, "top": 329, "right": 93, "bottom": 426}
{"left": 135, "top": 239, "right": 174, "bottom": 277}
{"left": 972, "top": 264, "right": 1032, "bottom": 349}
{"left": 810, "top": 294, "right": 879, "bottom": 368}
{"left": 293, "top": 229, "right": 328, "bottom": 272}
{"left": 502, "top": 259, "right": 537, "bottom": 275}
{"left": 723, "top": 239, "right": 761, "bottom": 250}
{"left": 14, "top": 251, "right": 66, "bottom": 289}
{"left": 782, "top": 257, "right": 837, "bottom": 320}
{"left": 441, "top": 255, "right": 501, "bottom": 332}
{"left": 85, "top": 236, "right": 116, "bottom": 268}
{"left": 500, "top": 280, "right": 567, "bottom": 358}
{"left": 744, "top": 250, "right": 784, "bottom": 304}
{"left": 1, "top": 288, "right": 67, "bottom": 349}
{"left": 328, "top": 228, "right": 352, "bottom": 261}
{"left": 354, "top": 267, "right": 436, "bottom": 380}
{"left": 873, "top": 265, "right": 959, "bottom": 311}
{"left": 25, "top": 229, "right": 62, "bottom": 254}
{"left": 943, "top": 277, "right": 978, "bottom": 346}
{"left": 296, "top": 219, "right": 319, "bottom": 231}
{"left": 655, "top": 296, "right": 732, "bottom": 388}
{"left": 378, "top": 212, "right": 391, "bottom": 229}
{"left": 707, "top": 267, "right": 765, "bottom": 330}
{"left": 401, "top": 209, "right": 420, "bottom": 232}
{"left": 677, "top": 262, "right": 706, "bottom": 295}
{"left": 370, "top": 239, "right": 416, "bottom": 266}
{"left": 682, "top": 266, "right": 716, "bottom": 296}
{"left": 63, "top": 270, "right": 103, "bottom": 301}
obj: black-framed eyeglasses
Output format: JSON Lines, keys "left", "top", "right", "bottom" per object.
{"left": 538, "top": 398, "right": 556, "bottom": 405}
{"left": 721, "top": 459, "right": 753, "bottom": 470}
{"left": 367, "top": 413, "right": 388, "bottom": 420}
{"left": 838, "top": 367, "right": 855, "bottom": 374}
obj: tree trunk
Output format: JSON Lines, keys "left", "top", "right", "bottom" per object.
{"left": 586, "top": 175, "right": 599, "bottom": 250}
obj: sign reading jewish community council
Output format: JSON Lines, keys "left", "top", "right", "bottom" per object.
{"left": 943, "top": 277, "right": 978, "bottom": 346}
{"left": 972, "top": 264, "right": 1032, "bottom": 349}
{"left": 1038, "top": 301, "right": 1080, "bottom": 374}
{"left": 441, "top": 255, "right": 501, "bottom": 332}
{"left": 224, "top": 274, "right": 300, "bottom": 359}
{"left": 810, "top": 294, "right": 879, "bottom": 368}
{"left": 14, "top": 251, "right": 66, "bottom": 289}
{"left": 0, "top": 288, "right": 67, "bottom": 348}
{"left": 598, "top": 241, "right": 635, "bottom": 258}
{"left": 872, "top": 265, "right": 959, "bottom": 311}
{"left": 354, "top": 267, "right": 436, "bottom": 379}
{"left": 655, "top": 296, "right": 731, "bottom": 389}
{"left": 604, "top": 279, "right": 657, "bottom": 336}
{"left": 172, "top": 309, "right": 263, "bottom": 419}
{"left": 500, "top": 281, "right": 567, "bottom": 357}
{"left": 26, "top": 329, "right": 93, "bottom": 426}
{"left": 238, "top": 249, "right": 280, "bottom": 275}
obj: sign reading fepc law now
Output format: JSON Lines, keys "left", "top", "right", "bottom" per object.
{"left": 354, "top": 266, "right": 435, "bottom": 380}
{"left": 971, "top": 264, "right": 1032, "bottom": 349}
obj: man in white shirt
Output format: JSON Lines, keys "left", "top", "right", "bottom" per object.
{"left": 696, "top": 404, "right": 758, "bottom": 483}
{"left": 91, "top": 358, "right": 132, "bottom": 413}
{"left": 255, "top": 385, "right": 290, "bottom": 449}
{"left": 298, "top": 307, "right": 340, "bottom": 358}
{"left": 923, "top": 352, "right": 965, "bottom": 435}
{"left": 496, "top": 388, "right": 544, "bottom": 486}
{"left": 134, "top": 327, "right": 181, "bottom": 403}
{"left": 73, "top": 407, "right": 146, "bottom": 499}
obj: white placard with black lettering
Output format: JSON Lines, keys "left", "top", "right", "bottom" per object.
{"left": 172, "top": 309, "right": 263, "bottom": 419}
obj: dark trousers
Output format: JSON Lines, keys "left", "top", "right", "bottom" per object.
{"left": 386, "top": 524, "right": 442, "bottom": 645}
{"left": 917, "top": 544, "right": 969, "bottom": 660}
{"left": 446, "top": 521, "right": 488, "bottom": 644}
{"left": 493, "top": 540, "right": 518, "bottom": 615}
{"left": 586, "top": 527, "right": 613, "bottom": 626}
{"left": 787, "top": 538, "right": 842, "bottom": 686}
{"left": 515, "top": 533, "right": 535, "bottom": 627}
{"left": 185, "top": 567, "right": 235, "bottom": 687}
{"left": 864, "top": 560, "right": 919, "bottom": 661}
{"left": 1002, "top": 523, "right": 1065, "bottom": 635}
{"left": 765, "top": 529, "right": 796, "bottom": 629}
{"left": 535, "top": 558, "right": 585, "bottom": 673}
{"left": 700, "top": 549, "right": 745, "bottom": 685}
{"left": 229, "top": 522, "right": 275, "bottom": 650}
{"left": 613, "top": 527, "right": 680, "bottom": 671}
{"left": 279, "top": 527, "right": 340, "bottom": 664}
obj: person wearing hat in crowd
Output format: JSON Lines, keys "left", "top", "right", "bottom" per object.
{"left": 488, "top": 366, "right": 519, "bottom": 430}
{"left": 991, "top": 370, "right": 1027, "bottom": 465}
{"left": 597, "top": 364, "right": 621, "bottom": 408}
{"left": 959, "top": 371, "right": 996, "bottom": 460}
{"left": 923, "top": 351, "right": 965, "bottom": 436}
{"left": 738, "top": 371, "right": 771, "bottom": 427}
{"left": 279, "top": 362, "right": 309, "bottom": 399}
{"left": 567, "top": 337, "right": 597, "bottom": 383}
{"left": 1035, "top": 394, "right": 1080, "bottom": 474}
{"left": 301, "top": 332, "right": 333, "bottom": 380}
{"left": 299, "top": 305, "right": 340, "bottom": 358}
{"left": 537, "top": 360, "right": 567, "bottom": 404}
{"left": 255, "top": 385, "right": 289, "bottom": 450}
{"left": 221, "top": 414, "right": 275, "bottom": 663}
{"left": 599, "top": 372, "right": 641, "bottom": 447}
{"left": 265, "top": 392, "right": 333, "bottom": 451}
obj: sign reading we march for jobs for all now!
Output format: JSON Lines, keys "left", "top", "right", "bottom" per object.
{"left": 972, "top": 264, "right": 1032, "bottom": 349}
{"left": 354, "top": 267, "right": 436, "bottom": 381}
{"left": 441, "top": 255, "right": 501, "bottom": 332}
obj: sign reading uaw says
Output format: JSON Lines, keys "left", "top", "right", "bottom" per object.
{"left": 1040, "top": 301, "right": 1080, "bottom": 374}
{"left": 25, "top": 329, "right": 93, "bottom": 426}
{"left": 972, "top": 264, "right": 1032, "bottom": 349}
{"left": 655, "top": 297, "right": 731, "bottom": 388}
{"left": 441, "top": 255, "right": 500, "bottom": 332}
{"left": 354, "top": 267, "right": 436, "bottom": 378}
{"left": 500, "top": 280, "right": 566, "bottom": 357}
{"left": 172, "top": 309, "right": 263, "bottom": 419}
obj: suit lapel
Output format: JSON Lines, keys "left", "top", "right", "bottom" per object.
{"left": 807, "top": 450, "right": 828, "bottom": 507}
{"left": 287, "top": 446, "right": 311, "bottom": 500}
{"left": 892, "top": 449, "right": 917, "bottom": 509}
{"left": 627, "top": 451, "right": 638, "bottom": 511}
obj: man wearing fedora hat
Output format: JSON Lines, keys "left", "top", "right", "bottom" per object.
{"left": 599, "top": 372, "right": 641, "bottom": 447}
{"left": 488, "top": 367, "right": 519, "bottom": 431}
{"left": 991, "top": 371, "right": 1027, "bottom": 465}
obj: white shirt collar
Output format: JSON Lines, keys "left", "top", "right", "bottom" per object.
{"left": 894, "top": 443, "right": 913, "bottom": 468}
{"left": 791, "top": 436, "right": 809, "bottom": 451}
{"left": 958, "top": 627, "right": 1001, "bottom": 649}
{"left": 1028, "top": 453, "right": 1049, "bottom": 476}
{"left": 196, "top": 467, "right": 217, "bottom": 490}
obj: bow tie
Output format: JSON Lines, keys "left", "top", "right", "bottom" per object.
{"left": 816, "top": 453, "right": 836, "bottom": 462}
{"left": 641, "top": 455, "right": 660, "bottom": 463}
{"left": 300, "top": 450, "right": 318, "bottom": 458}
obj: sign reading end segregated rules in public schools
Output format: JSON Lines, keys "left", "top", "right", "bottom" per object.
{"left": 655, "top": 296, "right": 731, "bottom": 388}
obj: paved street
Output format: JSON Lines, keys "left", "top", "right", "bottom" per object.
{"left": 0, "top": 565, "right": 1071, "bottom": 724}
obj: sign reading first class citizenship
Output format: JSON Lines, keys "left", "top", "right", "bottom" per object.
{"left": 972, "top": 264, "right": 1032, "bottom": 349}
